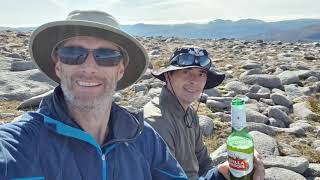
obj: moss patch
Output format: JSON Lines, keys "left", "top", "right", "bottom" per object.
{"left": 0, "top": 100, "right": 23, "bottom": 123}
{"left": 307, "top": 96, "right": 320, "bottom": 115}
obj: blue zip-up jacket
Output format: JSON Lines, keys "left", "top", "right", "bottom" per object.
{"left": 0, "top": 86, "right": 188, "bottom": 180}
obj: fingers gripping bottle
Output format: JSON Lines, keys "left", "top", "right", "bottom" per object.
{"left": 227, "top": 98, "right": 254, "bottom": 180}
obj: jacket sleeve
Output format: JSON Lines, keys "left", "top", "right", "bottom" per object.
{"left": 194, "top": 116, "right": 226, "bottom": 180}
{"left": 145, "top": 116, "right": 177, "bottom": 155}
{"left": 194, "top": 117, "right": 215, "bottom": 176}
{"left": 0, "top": 115, "right": 41, "bottom": 179}
{"left": 143, "top": 123, "right": 188, "bottom": 180}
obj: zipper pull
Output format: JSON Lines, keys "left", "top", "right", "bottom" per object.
{"left": 101, "top": 154, "right": 106, "bottom": 161}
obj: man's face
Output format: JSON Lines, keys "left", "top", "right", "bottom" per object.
{"left": 165, "top": 68, "right": 207, "bottom": 107}
{"left": 54, "top": 36, "right": 125, "bottom": 110}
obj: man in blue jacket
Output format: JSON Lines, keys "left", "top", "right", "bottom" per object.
{"left": 0, "top": 10, "right": 188, "bottom": 180}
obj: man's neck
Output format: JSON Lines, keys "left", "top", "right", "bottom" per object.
{"left": 67, "top": 102, "right": 112, "bottom": 145}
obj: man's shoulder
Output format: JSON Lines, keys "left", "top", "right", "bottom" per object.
{"left": 0, "top": 112, "right": 44, "bottom": 139}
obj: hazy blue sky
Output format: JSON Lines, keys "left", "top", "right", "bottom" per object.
{"left": 1, "top": 0, "right": 320, "bottom": 26}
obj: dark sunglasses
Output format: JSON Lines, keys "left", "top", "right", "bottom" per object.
{"left": 170, "top": 53, "right": 211, "bottom": 69}
{"left": 56, "top": 46, "right": 123, "bottom": 66}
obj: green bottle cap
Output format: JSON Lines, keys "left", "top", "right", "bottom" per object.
{"left": 231, "top": 98, "right": 244, "bottom": 106}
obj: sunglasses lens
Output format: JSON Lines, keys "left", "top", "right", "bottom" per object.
{"left": 93, "top": 48, "right": 122, "bottom": 66}
{"left": 199, "top": 56, "right": 211, "bottom": 68}
{"left": 57, "top": 47, "right": 87, "bottom": 65}
{"left": 57, "top": 47, "right": 123, "bottom": 66}
{"left": 177, "top": 54, "right": 194, "bottom": 66}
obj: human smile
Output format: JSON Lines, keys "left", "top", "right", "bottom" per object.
{"left": 183, "top": 87, "right": 199, "bottom": 93}
{"left": 77, "top": 80, "right": 102, "bottom": 87}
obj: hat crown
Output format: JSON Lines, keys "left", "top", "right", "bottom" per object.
{"left": 66, "top": 10, "right": 120, "bottom": 29}
{"left": 170, "top": 47, "right": 209, "bottom": 60}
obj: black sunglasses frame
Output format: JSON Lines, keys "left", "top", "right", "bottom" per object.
{"left": 56, "top": 46, "right": 123, "bottom": 67}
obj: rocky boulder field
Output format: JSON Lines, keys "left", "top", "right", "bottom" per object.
{"left": 0, "top": 31, "right": 320, "bottom": 180}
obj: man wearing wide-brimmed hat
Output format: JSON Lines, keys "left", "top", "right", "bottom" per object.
{"left": 144, "top": 47, "right": 265, "bottom": 180}
{"left": 0, "top": 10, "right": 187, "bottom": 180}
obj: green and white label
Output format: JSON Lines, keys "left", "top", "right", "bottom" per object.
{"left": 231, "top": 106, "right": 246, "bottom": 131}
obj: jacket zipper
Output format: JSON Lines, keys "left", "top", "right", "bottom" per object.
{"left": 102, "top": 153, "right": 106, "bottom": 180}
{"left": 103, "top": 144, "right": 118, "bottom": 180}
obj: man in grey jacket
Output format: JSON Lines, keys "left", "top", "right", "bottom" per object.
{"left": 144, "top": 47, "right": 265, "bottom": 180}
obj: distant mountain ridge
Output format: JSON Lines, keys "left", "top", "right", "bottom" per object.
{"left": 1, "top": 18, "right": 320, "bottom": 42}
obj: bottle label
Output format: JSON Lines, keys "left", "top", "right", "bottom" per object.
{"left": 228, "top": 150, "right": 253, "bottom": 177}
{"left": 231, "top": 106, "right": 246, "bottom": 131}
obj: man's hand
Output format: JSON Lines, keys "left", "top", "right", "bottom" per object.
{"left": 217, "top": 150, "right": 265, "bottom": 180}
{"left": 252, "top": 150, "right": 265, "bottom": 180}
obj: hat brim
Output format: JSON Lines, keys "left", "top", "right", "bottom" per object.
{"left": 29, "top": 20, "right": 148, "bottom": 90}
{"left": 152, "top": 65, "right": 225, "bottom": 89}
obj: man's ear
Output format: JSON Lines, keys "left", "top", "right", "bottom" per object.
{"left": 164, "top": 72, "right": 171, "bottom": 83}
{"left": 55, "top": 61, "right": 62, "bottom": 79}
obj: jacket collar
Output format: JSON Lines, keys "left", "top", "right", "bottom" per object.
{"left": 38, "top": 86, "right": 143, "bottom": 144}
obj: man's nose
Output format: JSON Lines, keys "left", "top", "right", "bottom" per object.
{"left": 79, "top": 51, "right": 99, "bottom": 73}
{"left": 189, "top": 73, "right": 198, "bottom": 81}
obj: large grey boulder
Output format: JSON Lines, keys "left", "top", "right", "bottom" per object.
{"left": 245, "top": 92, "right": 270, "bottom": 100}
{"left": 131, "top": 83, "right": 148, "bottom": 93}
{"left": 17, "top": 90, "right": 53, "bottom": 109}
{"left": 265, "top": 167, "right": 306, "bottom": 180}
{"left": 249, "top": 84, "right": 264, "bottom": 93}
{"left": 284, "top": 84, "right": 306, "bottom": 101}
{"left": 249, "top": 131, "right": 279, "bottom": 156}
{"left": 204, "top": 88, "right": 221, "bottom": 97}
{"left": 128, "top": 96, "right": 152, "bottom": 110}
{"left": 198, "top": 115, "right": 214, "bottom": 137}
{"left": 268, "top": 117, "right": 286, "bottom": 128}
{"left": 246, "top": 109, "right": 269, "bottom": 124}
{"left": 295, "top": 70, "right": 320, "bottom": 80}
{"left": 206, "top": 97, "right": 232, "bottom": 110}
{"left": 241, "top": 61, "right": 262, "bottom": 69}
{"left": 274, "top": 126, "right": 307, "bottom": 136}
{"left": 10, "top": 60, "right": 36, "bottom": 71}
{"left": 147, "top": 87, "right": 162, "bottom": 99}
{"left": 268, "top": 107, "right": 293, "bottom": 127}
{"left": 263, "top": 156, "right": 309, "bottom": 174}
{"left": 270, "top": 93, "right": 293, "bottom": 108}
{"left": 247, "top": 122, "right": 276, "bottom": 136}
{"left": 277, "top": 71, "right": 300, "bottom": 85}
{"left": 209, "top": 144, "right": 228, "bottom": 166}
{"left": 212, "top": 112, "right": 231, "bottom": 122}
{"left": 293, "top": 102, "right": 320, "bottom": 121}
{"left": 277, "top": 142, "right": 300, "bottom": 156}
{"left": 289, "top": 121, "right": 313, "bottom": 132}
{"left": 266, "top": 105, "right": 290, "bottom": 114}
{"left": 239, "top": 68, "right": 263, "bottom": 79}
{"left": 240, "top": 74, "right": 282, "bottom": 88}
{"left": 225, "top": 81, "right": 249, "bottom": 94}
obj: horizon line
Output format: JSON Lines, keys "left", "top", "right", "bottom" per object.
{"left": 2, "top": 17, "right": 320, "bottom": 27}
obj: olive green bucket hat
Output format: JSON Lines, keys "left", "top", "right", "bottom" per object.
{"left": 29, "top": 10, "right": 148, "bottom": 90}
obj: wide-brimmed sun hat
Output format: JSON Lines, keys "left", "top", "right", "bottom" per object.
{"left": 29, "top": 10, "right": 148, "bottom": 90}
{"left": 152, "top": 47, "right": 225, "bottom": 89}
